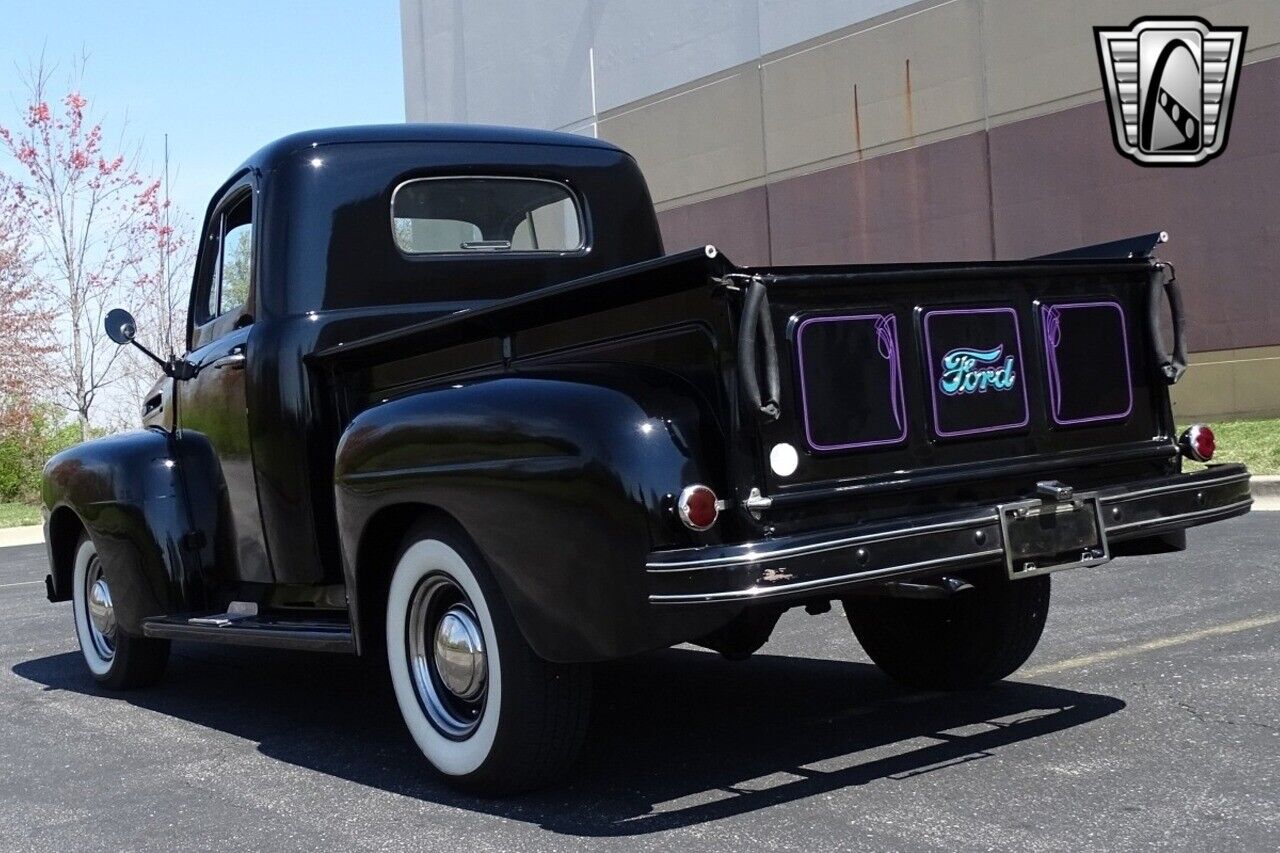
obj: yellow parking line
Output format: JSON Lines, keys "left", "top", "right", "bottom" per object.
{"left": 1021, "top": 613, "right": 1280, "bottom": 677}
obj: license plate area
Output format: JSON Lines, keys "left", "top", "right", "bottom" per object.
{"left": 999, "top": 495, "right": 1110, "bottom": 579}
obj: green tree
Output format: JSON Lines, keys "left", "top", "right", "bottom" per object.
{"left": 0, "top": 405, "right": 81, "bottom": 503}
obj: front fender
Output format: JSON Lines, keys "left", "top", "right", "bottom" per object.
{"left": 42, "top": 429, "right": 224, "bottom": 633}
{"left": 334, "top": 365, "right": 732, "bottom": 662}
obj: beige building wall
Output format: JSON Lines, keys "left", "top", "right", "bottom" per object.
{"left": 592, "top": 0, "right": 1279, "bottom": 209}
{"left": 1174, "top": 346, "right": 1280, "bottom": 422}
{"left": 402, "top": 0, "right": 1280, "bottom": 420}
{"left": 588, "top": 1, "right": 1280, "bottom": 420}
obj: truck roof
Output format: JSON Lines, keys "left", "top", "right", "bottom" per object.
{"left": 215, "top": 122, "right": 661, "bottom": 316}
{"left": 242, "top": 123, "right": 622, "bottom": 172}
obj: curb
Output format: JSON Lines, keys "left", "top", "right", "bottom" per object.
{"left": 1252, "top": 475, "right": 1280, "bottom": 502}
{"left": 0, "top": 525, "right": 44, "bottom": 549}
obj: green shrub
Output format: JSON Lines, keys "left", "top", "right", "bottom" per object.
{"left": 0, "top": 409, "right": 81, "bottom": 503}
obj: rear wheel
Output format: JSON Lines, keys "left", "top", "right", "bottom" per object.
{"left": 842, "top": 569, "right": 1050, "bottom": 690}
{"left": 71, "top": 535, "right": 169, "bottom": 690}
{"left": 385, "top": 525, "right": 591, "bottom": 794}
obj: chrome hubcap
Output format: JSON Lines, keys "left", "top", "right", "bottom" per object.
{"left": 407, "top": 575, "right": 487, "bottom": 738}
{"left": 433, "top": 605, "right": 487, "bottom": 700}
{"left": 84, "top": 558, "right": 116, "bottom": 660}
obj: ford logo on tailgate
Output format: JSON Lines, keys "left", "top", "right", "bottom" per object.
{"left": 938, "top": 345, "right": 1017, "bottom": 396}
{"left": 924, "top": 307, "right": 1030, "bottom": 439}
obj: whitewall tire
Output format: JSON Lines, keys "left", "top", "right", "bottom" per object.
{"left": 70, "top": 535, "right": 169, "bottom": 689}
{"left": 385, "top": 525, "right": 591, "bottom": 794}
{"left": 386, "top": 538, "right": 501, "bottom": 776}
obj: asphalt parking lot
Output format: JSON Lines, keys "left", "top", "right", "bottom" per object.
{"left": 1, "top": 513, "right": 1277, "bottom": 852}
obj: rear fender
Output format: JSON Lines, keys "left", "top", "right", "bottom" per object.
{"left": 42, "top": 429, "right": 224, "bottom": 633}
{"left": 334, "top": 365, "right": 733, "bottom": 661}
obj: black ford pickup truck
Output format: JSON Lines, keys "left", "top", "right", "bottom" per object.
{"left": 41, "top": 125, "right": 1251, "bottom": 793}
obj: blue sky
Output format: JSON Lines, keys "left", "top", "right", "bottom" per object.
{"left": 0, "top": 0, "right": 404, "bottom": 219}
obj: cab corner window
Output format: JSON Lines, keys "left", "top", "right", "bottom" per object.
{"left": 391, "top": 177, "right": 583, "bottom": 255}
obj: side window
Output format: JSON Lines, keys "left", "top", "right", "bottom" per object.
{"left": 219, "top": 197, "right": 253, "bottom": 313}
{"left": 193, "top": 192, "right": 253, "bottom": 327}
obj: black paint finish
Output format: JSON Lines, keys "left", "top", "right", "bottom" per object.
{"left": 922, "top": 305, "right": 1030, "bottom": 439}
{"left": 1040, "top": 300, "right": 1134, "bottom": 426}
{"left": 333, "top": 364, "right": 730, "bottom": 660}
{"left": 793, "top": 312, "right": 906, "bottom": 451}
{"left": 41, "top": 429, "right": 225, "bottom": 633}
{"left": 39, "top": 125, "right": 1248, "bottom": 664}
{"left": 213, "top": 125, "right": 665, "bottom": 589}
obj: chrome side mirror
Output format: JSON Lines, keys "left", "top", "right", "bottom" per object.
{"left": 103, "top": 306, "right": 197, "bottom": 380}
{"left": 104, "top": 308, "right": 138, "bottom": 345}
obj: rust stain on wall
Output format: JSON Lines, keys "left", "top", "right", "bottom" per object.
{"left": 853, "top": 83, "right": 863, "bottom": 160}
{"left": 903, "top": 59, "right": 922, "bottom": 256}
{"left": 905, "top": 58, "right": 916, "bottom": 139}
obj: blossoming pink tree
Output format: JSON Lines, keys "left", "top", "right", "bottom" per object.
{"left": 117, "top": 165, "right": 196, "bottom": 418}
{"left": 1, "top": 65, "right": 153, "bottom": 440}
{"left": 0, "top": 174, "right": 55, "bottom": 435}
{"left": 131, "top": 170, "right": 193, "bottom": 365}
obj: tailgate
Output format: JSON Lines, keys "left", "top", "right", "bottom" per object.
{"left": 736, "top": 259, "right": 1176, "bottom": 515}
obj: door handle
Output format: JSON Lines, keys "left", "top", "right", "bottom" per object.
{"left": 211, "top": 349, "right": 246, "bottom": 370}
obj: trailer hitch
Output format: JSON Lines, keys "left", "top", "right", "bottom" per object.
{"left": 856, "top": 577, "right": 976, "bottom": 600}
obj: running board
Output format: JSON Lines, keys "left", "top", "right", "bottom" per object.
{"left": 141, "top": 614, "right": 356, "bottom": 653}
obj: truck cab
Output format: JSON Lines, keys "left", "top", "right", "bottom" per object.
{"left": 40, "top": 125, "right": 1252, "bottom": 794}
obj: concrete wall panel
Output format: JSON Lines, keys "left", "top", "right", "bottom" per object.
{"left": 760, "top": 0, "right": 985, "bottom": 174}
{"left": 656, "top": 185, "right": 772, "bottom": 266}
{"left": 757, "top": 0, "right": 921, "bottom": 54}
{"left": 1173, "top": 346, "right": 1280, "bottom": 420}
{"left": 400, "top": 0, "right": 427, "bottom": 121}
{"left": 767, "top": 130, "right": 993, "bottom": 265}
{"left": 980, "top": 0, "right": 1144, "bottom": 123}
{"left": 407, "top": 0, "right": 595, "bottom": 128}
{"left": 405, "top": 0, "right": 1280, "bottom": 133}
{"left": 591, "top": 1, "right": 761, "bottom": 112}
{"left": 598, "top": 68, "right": 766, "bottom": 204}
{"left": 981, "top": 0, "right": 1280, "bottom": 125}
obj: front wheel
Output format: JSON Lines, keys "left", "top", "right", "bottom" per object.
{"left": 71, "top": 535, "right": 169, "bottom": 690}
{"left": 842, "top": 569, "right": 1050, "bottom": 690}
{"left": 385, "top": 525, "right": 591, "bottom": 794}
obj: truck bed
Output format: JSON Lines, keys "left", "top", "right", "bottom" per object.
{"left": 315, "top": 243, "right": 1176, "bottom": 526}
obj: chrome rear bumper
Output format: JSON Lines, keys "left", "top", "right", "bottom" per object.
{"left": 646, "top": 465, "right": 1251, "bottom": 605}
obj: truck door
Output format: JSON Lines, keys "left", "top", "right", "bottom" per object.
{"left": 179, "top": 183, "right": 273, "bottom": 584}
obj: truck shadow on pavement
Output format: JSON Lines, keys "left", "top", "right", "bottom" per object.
{"left": 14, "top": 642, "right": 1124, "bottom": 837}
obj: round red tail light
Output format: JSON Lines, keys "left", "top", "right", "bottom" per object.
{"left": 1180, "top": 424, "right": 1216, "bottom": 462}
{"left": 677, "top": 484, "right": 719, "bottom": 531}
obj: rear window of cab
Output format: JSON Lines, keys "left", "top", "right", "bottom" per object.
{"left": 391, "top": 177, "right": 584, "bottom": 255}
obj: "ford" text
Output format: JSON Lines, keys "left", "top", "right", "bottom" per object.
{"left": 938, "top": 345, "right": 1017, "bottom": 396}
